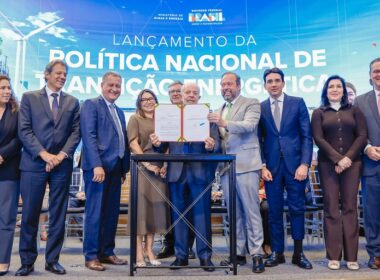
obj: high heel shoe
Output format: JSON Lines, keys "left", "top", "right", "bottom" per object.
{"left": 136, "top": 259, "right": 146, "bottom": 267}
{"left": 147, "top": 258, "right": 161, "bottom": 266}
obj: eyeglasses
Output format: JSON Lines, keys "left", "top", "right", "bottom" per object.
{"left": 169, "top": 89, "right": 181, "bottom": 94}
{"left": 141, "top": 97, "right": 155, "bottom": 103}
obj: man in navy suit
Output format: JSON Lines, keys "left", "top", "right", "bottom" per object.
{"left": 150, "top": 82, "right": 220, "bottom": 271}
{"left": 259, "top": 68, "right": 313, "bottom": 269}
{"left": 16, "top": 59, "right": 81, "bottom": 276}
{"left": 354, "top": 57, "right": 380, "bottom": 269}
{"left": 81, "top": 72, "right": 130, "bottom": 271}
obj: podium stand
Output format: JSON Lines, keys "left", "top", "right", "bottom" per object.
{"left": 129, "top": 154, "right": 237, "bottom": 276}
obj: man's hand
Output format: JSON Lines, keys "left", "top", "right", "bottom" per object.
{"left": 366, "top": 146, "right": 380, "bottom": 161}
{"left": 0, "top": 155, "right": 4, "bottom": 165}
{"left": 337, "top": 156, "right": 352, "bottom": 170}
{"left": 204, "top": 137, "right": 215, "bottom": 151}
{"left": 294, "top": 164, "right": 308, "bottom": 181}
{"left": 149, "top": 133, "right": 161, "bottom": 147}
{"left": 39, "top": 150, "right": 60, "bottom": 168}
{"left": 56, "top": 151, "right": 67, "bottom": 163}
{"left": 76, "top": 191, "right": 86, "bottom": 200}
{"left": 261, "top": 166, "right": 273, "bottom": 181}
{"left": 207, "top": 112, "right": 227, "bottom": 128}
{"left": 93, "top": 166, "right": 105, "bottom": 183}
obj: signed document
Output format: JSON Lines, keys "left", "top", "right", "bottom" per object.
{"left": 154, "top": 104, "right": 210, "bottom": 142}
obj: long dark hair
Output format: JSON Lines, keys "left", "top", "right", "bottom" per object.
{"left": 320, "top": 75, "right": 349, "bottom": 107}
{"left": 0, "top": 75, "right": 18, "bottom": 113}
{"left": 135, "top": 89, "right": 158, "bottom": 118}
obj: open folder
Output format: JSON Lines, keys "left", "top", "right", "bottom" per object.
{"left": 154, "top": 103, "right": 210, "bottom": 142}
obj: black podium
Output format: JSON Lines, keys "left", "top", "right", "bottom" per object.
{"left": 129, "top": 154, "right": 237, "bottom": 276}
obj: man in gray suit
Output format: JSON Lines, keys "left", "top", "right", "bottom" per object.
{"left": 354, "top": 57, "right": 380, "bottom": 269}
{"left": 208, "top": 72, "right": 264, "bottom": 273}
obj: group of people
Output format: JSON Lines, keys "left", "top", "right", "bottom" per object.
{"left": 0, "top": 57, "right": 380, "bottom": 276}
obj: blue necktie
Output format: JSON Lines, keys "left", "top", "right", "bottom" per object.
{"left": 51, "top": 93, "right": 59, "bottom": 121}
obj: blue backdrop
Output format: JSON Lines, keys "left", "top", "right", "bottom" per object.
{"left": 0, "top": 0, "right": 379, "bottom": 109}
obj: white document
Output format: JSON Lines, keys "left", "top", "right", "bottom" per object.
{"left": 154, "top": 104, "right": 182, "bottom": 142}
{"left": 154, "top": 104, "right": 210, "bottom": 142}
{"left": 183, "top": 104, "right": 210, "bottom": 142}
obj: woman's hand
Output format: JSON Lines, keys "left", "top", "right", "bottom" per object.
{"left": 337, "top": 156, "right": 352, "bottom": 170}
{"left": 159, "top": 165, "right": 167, "bottom": 178}
{"left": 145, "top": 164, "right": 160, "bottom": 176}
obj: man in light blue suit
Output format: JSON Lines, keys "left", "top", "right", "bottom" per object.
{"left": 16, "top": 59, "right": 81, "bottom": 276}
{"left": 208, "top": 72, "right": 265, "bottom": 273}
{"left": 354, "top": 57, "right": 380, "bottom": 269}
{"left": 259, "top": 67, "right": 313, "bottom": 269}
{"left": 81, "top": 72, "right": 130, "bottom": 271}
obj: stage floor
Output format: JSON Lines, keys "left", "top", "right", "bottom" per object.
{"left": 6, "top": 236, "right": 380, "bottom": 280}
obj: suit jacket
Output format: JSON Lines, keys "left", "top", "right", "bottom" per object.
{"left": 217, "top": 95, "right": 262, "bottom": 173}
{"left": 160, "top": 123, "right": 221, "bottom": 184}
{"left": 18, "top": 87, "right": 81, "bottom": 172}
{"left": 0, "top": 104, "right": 22, "bottom": 180}
{"left": 259, "top": 94, "right": 313, "bottom": 176}
{"left": 354, "top": 90, "right": 380, "bottom": 176}
{"left": 80, "top": 96, "right": 130, "bottom": 174}
{"left": 311, "top": 104, "right": 367, "bottom": 164}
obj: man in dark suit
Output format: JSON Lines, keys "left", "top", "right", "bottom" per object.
{"left": 150, "top": 82, "right": 220, "bottom": 271}
{"left": 156, "top": 81, "right": 196, "bottom": 260}
{"left": 354, "top": 57, "right": 380, "bottom": 269}
{"left": 259, "top": 67, "right": 313, "bottom": 269}
{"left": 16, "top": 59, "right": 81, "bottom": 276}
{"left": 81, "top": 71, "right": 130, "bottom": 271}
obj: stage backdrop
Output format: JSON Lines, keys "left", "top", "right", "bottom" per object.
{"left": 0, "top": 0, "right": 379, "bottom": 109}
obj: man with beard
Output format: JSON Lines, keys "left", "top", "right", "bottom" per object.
{"left": 208, "top": 72, "right": 265, "bottom": 273}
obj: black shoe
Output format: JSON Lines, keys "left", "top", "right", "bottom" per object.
{"left": 156, "top": 244, "right": 175, "bottom": 259}
{"left": 200, "top": 258, "right": 215, "bottom": 272}
{"left": 45, "top": 262, "right": 66, "bottom": 274}
{"left": 291, "top": 253, "right": 312, "bottom": 269}
{"left": 368, "top": 257, "right": 380, "bottom": 269}
{"left": 0, "top": 270, "right": 8, "bottom": 276}
{"left": 169, "top": 258, "right": 189, "bottom": 270}
{"left": 264, "top": 252, "right": 285, "bottom": 267}
{"left": 15, "top": 264, "right": 34, "bottom": 276}
{"left": 252, "top": 254, "right": 265, "bottom": 273}
{"left": 188, "top": 248, "right": 196, "bottom": 259}
{"left": 220, "top": 255, "right": 247, "bottom": 266}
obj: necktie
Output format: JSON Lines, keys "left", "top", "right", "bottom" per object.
{"left": 225, "top": 102, "right": 233, "bottom": 120}
{"left": 51, "top": 93, "right": 59, "bottom": 121}
{"left": 109, "top": 104, "right": 125, "bottom": 158}
{"left": 273, "top": 99, "right": 281, "bottom": 131}
{"left": 378, "top": 93, "right": 380, "bottom": 116}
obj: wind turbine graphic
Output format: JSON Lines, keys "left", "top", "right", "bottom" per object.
{"left": 0, "top": 10, "right": 63, "bottom": 93}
